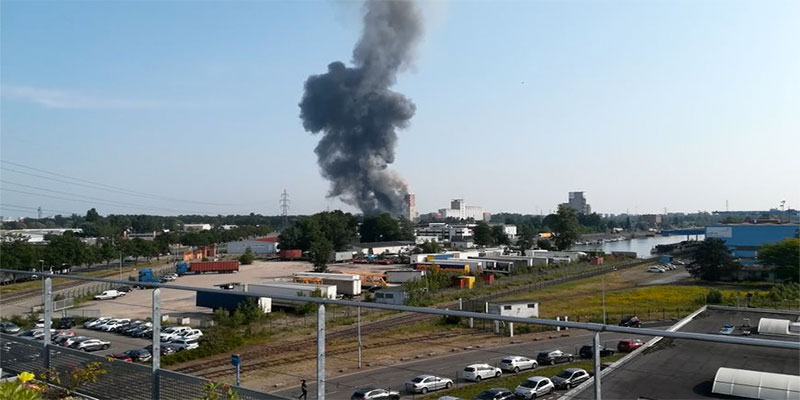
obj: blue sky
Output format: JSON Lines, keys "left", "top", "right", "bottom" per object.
{"left": 2, "top": 0, "right": 798, "bottom": 218}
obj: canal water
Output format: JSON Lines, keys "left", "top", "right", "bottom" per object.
{"left": 571, "top": 235, "right": 704, "bottom": 258}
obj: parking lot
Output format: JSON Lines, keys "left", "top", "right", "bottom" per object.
{"left": 570, "top": 307, "right": 800, "bottom": 399}
{"left": 71, "top": 260, "right": 404, "bottom": 321}
{"left": 69, "top": 327, "right": 152, "bottom": 356}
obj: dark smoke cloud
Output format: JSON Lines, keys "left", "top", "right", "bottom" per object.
{"left": 299, "top": 0, "right": 423, "bottom": 216}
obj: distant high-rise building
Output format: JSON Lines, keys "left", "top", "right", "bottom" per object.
{"left": 405, "top": 193, "right": 417, "bottom": 222}
{"left": 439, "top": 198, "right": 485, "bottom": 221}
{"left": 563, "top": 191, "right": 591, "bottom": 214}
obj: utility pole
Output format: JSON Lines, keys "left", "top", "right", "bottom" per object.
{"left": 37, "top": 206, "right": 42, "bottom": 220}
{"left": 280, "top": 190, "right": 290, "bottom": 230}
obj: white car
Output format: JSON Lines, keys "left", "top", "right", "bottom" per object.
{"left": 95, "top": 318, "right": 130, "bottom": 331}
{"left": 35, "top": 319, "right": 45, "bottom": 328}
{"left": 178, "top": 329, "right": 203, "bottom": 341}
{"left": 100, "top": 320, "right": 130, "bottom": 332}
{"left": 462, "top": 364, "right": 502, "bottom": 382}
{"left": 662, "top": 263, "right": 676, "bottom": 270}
{"left": 160, "top": 326, "right": 193, "bottom": 342}
{"left": 514, "top": 376, "right": 555, "bottom": 399}
{"left": 405, "top": 375, "right": 453, "bottom": 394}
{"left": 84, "top": 317, "right": 111, "bottom": 329}
{"left": 170, "top": 338, "right": 199, "bottom": 351}
{"left": 75, "top": 339, "right": 110, "bottom": 352}
{"left": 499, "top": 356, "right": 538, "bottom": 373}
{"left": 647, "top": 266, "right": 665, "bottom": 273}
{"left": 94, "top": 290, "right": 124, "bottom": 300}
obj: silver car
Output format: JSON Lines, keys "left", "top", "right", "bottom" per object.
{"left": 405, "top": 374, "right": 453, "bottom": 394}
{"left": 551, "top": 368, "right": 590, "bottom": 390}
{"left": 514, "top": 376, "right": 554, "bottom": 399}
{"left": 499, "top": 356, "right": 538, "bottom": 373}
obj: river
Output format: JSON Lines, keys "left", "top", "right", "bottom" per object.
{"left": 571, "top": 235, "right": 704, "bottom": 258}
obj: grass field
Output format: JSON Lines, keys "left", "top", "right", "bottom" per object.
{"left": 421, "top": 353, "right": 625, "bottom": 399}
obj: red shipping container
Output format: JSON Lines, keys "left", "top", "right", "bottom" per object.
{"left": 280, "top": 249, "right": 302, "bottom": 260}
{"left": 480, "top": 273, "right": 495, "bottom": 285}
{"left": 189, "top": 261, "right": 239, "bottom": 273}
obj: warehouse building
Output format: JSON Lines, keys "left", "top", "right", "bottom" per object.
{"left": 706, "top": 223, "right": 799, "bottom": 265}
{"left": 227, "top": 240, "right": 278, "bottom": 255}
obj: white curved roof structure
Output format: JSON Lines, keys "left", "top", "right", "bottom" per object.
{"left": 758, "top": 318, "right": 800, "bottom": 336}
{"left": 712, "top": 367, "right": 800, "bottom": 400}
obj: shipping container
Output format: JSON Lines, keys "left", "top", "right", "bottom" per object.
{"left": 280, "top": 249, "right": 303, "bottom": 260}
{"left": 292, "top": 272, "right": 361, "bottom": 296}
{"left": 480, "top": 273, "right": 495, "bottom": 285}
{"left": 247, "top": 282, "right": 337, "bottom": 308}
{"left": 176, "top": 261, "right": 239, "bottom": 275}
{"left": 196, "top": 291, "right": 271, "bottom": 314}
{"left": 453, "top": 275, "right": 475, "bottom": 289}
{"left": 385, "top": 269, "right": 425, "bottom": 284}
{"left": 333, "top": 251, "right": 354, "bottom": 263}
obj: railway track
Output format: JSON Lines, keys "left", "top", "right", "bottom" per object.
{"left": 174, "top": 258, "right": 659, "bottom": 379}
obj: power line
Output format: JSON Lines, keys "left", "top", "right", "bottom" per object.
{"left": 0, "top": 180, "right": 205, "bottom": 214}
{"left": 0, "top": 187, "right": 204, "bottom": 214}
{"left": 0, "top": 203, "right": 78, "bottom": 215}
{"left": 0, "top": 160, "right": 232, "bottom": 206}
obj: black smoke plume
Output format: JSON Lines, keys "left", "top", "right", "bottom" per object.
{"left": 299, "top": 0, "right": 423, "bottom": 216}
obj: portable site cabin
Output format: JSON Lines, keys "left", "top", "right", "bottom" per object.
{"left": 374, "top": 286, "right": 408, "bottom": 305}
{"left": 292, "top": 272, "right": 362, "bottom": 296}
{"left": 488, "top": 301, "right": 540, "bottom": 318}
{"left": 385, "top": 269, "right": 426, "bottom": 284}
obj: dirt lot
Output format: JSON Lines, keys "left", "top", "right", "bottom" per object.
{"left": 71, "top": 260, "right": 410, "bottom": 321}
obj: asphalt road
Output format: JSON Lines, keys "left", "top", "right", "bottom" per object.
{"left": 270, "top": 329, "right": 658, "bottom": 399}
{"left": 68, "top": 327, "right": 152, "bottom": 356}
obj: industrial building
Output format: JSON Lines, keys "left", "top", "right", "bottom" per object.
{"left": 182, "top": 223, "right": 212, "bottom": 231}
{"left": 561, "top": 191, "right": 591, "bottom": 214}
{"left": 226, "top": 239, "right": 278, "bottom": 255}
{"left": 352, "top": 241, "right": 414, "bottom": 255}
{"left": 374, "top": 286, "right": 408, "bottom": 305}
{"left": 705, "top": 223, "right": 799, "bottom": 265}
{"left": 438, "top": 199, "right": 486, "bottom": 221}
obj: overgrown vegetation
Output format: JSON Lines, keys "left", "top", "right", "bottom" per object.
{"left": 238, "top": 246, "right": 254, "bottom": 265}
{"left": 759, "top": 237, "right": 800, "bottom": 283}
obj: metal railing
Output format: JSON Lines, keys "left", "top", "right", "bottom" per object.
{"left": 1, "top": 269, "right": 798, "bottom": 400}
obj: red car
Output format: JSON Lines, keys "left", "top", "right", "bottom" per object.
{"left": 110, "top": 353, "right": 133, "bottom": 362}
{"left": 617, "top": 339, "right": 645, "bottom": 352}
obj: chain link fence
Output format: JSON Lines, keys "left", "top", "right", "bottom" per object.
{"left": 0, "top": 334, "right": 285, "bottom": 399}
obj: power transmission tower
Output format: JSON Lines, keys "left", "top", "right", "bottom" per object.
{"left": 37, "top": 206, "right": 42, "bottom": 219}
{"left": 279, "top": 190, "right": 290, "bottom": 229}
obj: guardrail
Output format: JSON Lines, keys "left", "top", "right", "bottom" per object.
{"left": 1, "top": 268, "right": 798, "bottom": 400}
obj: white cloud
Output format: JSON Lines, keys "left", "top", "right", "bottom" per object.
{"left": 1, "top": 85, "right": 201, "bottom": 109}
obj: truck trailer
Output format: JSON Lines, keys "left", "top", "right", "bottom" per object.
{"left": 195, "top": 290, "right": 271, "bottom": 314}
{"left": 247, "top": 282, "right": 337, "bottom": 308}
{"left": 292, "top": 272, "right": 361, "bottom": 296}
{"left": 176, "top": 261, "right": 239, "bottom": 275}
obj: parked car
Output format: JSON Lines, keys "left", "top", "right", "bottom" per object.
{"left": 170, "top": 338, "right": 199, "bottom": 351}
{"left": 617, "top": 339, "right": 644, "bottom": 352}
{"left": 53, "top": 335, "right": 74, "bottom": 346}
{"left": 117, "top": 285, "right": 133, "bottom": 293}
{"left": 100, "top": 319, "right": 130, "bottom": 332}
{"left": 145, "top": 343, "right": 180, "bottom": 356}
{"left": 499, "top": 355, "right": 538, "bottom": 373}
{"left": 514, "top": 376, "right": 555, "bottom": 399}
{"left": 110, "top": 352, "right": 133, "bottom": 362}
{"left": 619, "top": 316, "right": 642, "bottom": 328}
{"left": 472, "top": 388, "right": 514, "bottom": 400}
{"left": 35, "top": 319, "right": 45, "bottom": 328}
{"left": 536, "top": 350, "right": 573, "bottom": 366}
{"left": 177, "top": 329, "right": 203, "bottom": 341}
{"left": 94, "top": 290, "right": 124, "bottom": 300}
{"left": 647, "top": 265, "right": 665, "bottom": 273}
{"left": 662, "top": 263, "right": 676, "bottom": 270}
{"left": 122, "top": 321, "right": 150, "bottom": 335}
{"left": 673, "top": 260, "right": 685, "bottom": 265}
{"left": 128, "top": 348, "right": 152, "bottom": 362}
{"left": 350, "top": 387, "right": 400, "bottom": 400}
{"left": 462, "top": 364, "right": 502, "bottom": 382}
{"left": 551, "top": 368, "right": 590, "bottom": 390}
{"left": 405, "top": 375, "right": 453, "bottom": 394}
{"left": 19, "top": 329, "right": 55, "bottom": 340}
{"left": 0, "top": 322, "right": 21, "bottom": 334}
{"left": 719, "top": 324, "right": 735, "bottom": 335}
{"left": 579, "top": 345, "right": 615, "bottom": 359}
{"left": 63, "top": 336, "right": 90, "bottom": 347}
{"left": 75, "top": 339, "right": 110, "bottom": 352}
{"left": 84, "top": 317, "right": 111, "bottom": 329}
{"left": 160, "top": 326, "right": 193, "bottom": 342}
{"left": 56, "top": 317, "right": 75, "bottom": 329}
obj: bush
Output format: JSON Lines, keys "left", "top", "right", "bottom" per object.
{"left": 238, "top": 247, "right": 254, "bottom": 265}
{"left": 706, "top": 289, "right": 723, "bottom": 304}
{"left": 441, "top": 315, "right": 461, "bottom": 325}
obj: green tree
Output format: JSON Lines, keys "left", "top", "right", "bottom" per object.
{"left": 310, "top": 238, "right": 333, "bottom": 273}
{"left": 0, "top": 235, "right": 40, "bottom": 271}
{"left": 537, "top": 239, "right": 555, "bottom": 250}
{"left": 360, "top": 214, "right": 413, "bottom": 243}
{"left": 491, "top": 225, "right": 510, "bottom": 246}
{"left": 417, "top": 240, "right": 442, "bottom": 254}
{"left": 552, "top": 205, "right": 581, "bottom": 250}
{"left": 239, "top": 246, "right": 255, "bottom": 265}
{"left": 516, "top": 224, "right": 536, "bottom": 251}
{"left": 687, "top": 238, "right": 740, "bottom": 281}
{"left": 85, "top": 208, "right": 100, "bottom": 223}
{"left": 759, "top": 238, "right": 800, "bottom": 283}
{"left": 473, "top": 222, "right": 494, "bottom": 246}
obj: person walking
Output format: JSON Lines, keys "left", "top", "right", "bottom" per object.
{"left": 298, "top": 379, "right": 308, "bottom": 400}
